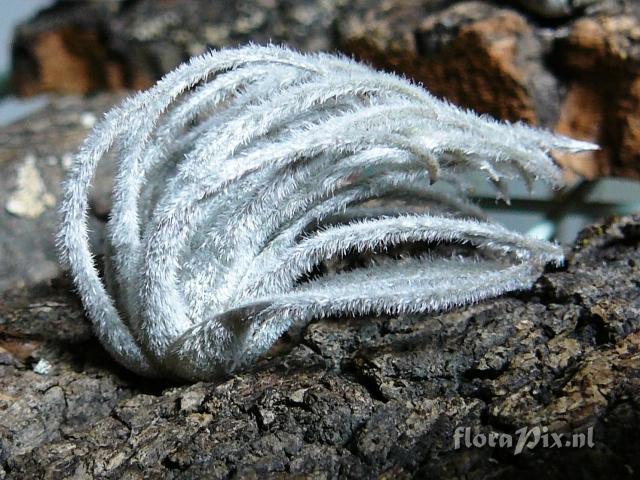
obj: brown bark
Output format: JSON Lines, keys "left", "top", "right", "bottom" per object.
{"left": 0, "top": 96, "right": 638, "bottom": 480}
{"left": 0, "top": 94, "right": 120, "bottom": 292}
{"left": 2, "top": 2, "right": 640, "bottom": 477}
{"left": 13, "top": 0, "right": 640, "bottom": 178}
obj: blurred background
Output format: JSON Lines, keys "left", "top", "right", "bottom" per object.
{"left": 1, "top": 0, "right": 639, "bottom": 290}
{"left": 0, "top": 0, "right": 52, "bottom": 124}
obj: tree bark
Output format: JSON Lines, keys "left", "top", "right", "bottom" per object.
{"left": 3, "top": 1, "right": 640, "bottom": 476}
{"left": 10, "top": 0, "right": 640, "bottom": 179}
{"left": 0, "top": 97, "right": 638, "bottom": 480}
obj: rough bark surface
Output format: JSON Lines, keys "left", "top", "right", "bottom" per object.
{"left": 10, "top": 0, "right": 640, "bottom": 178}
{"left": 0, "top": 98, "right": 639, "bottom": 479}
{"left": 0, "top": 94, "right": 121, "bottom": 292}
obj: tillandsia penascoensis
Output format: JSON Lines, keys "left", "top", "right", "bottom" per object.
{"left": 58, "top": 44, "right": 596, "bottom": 381}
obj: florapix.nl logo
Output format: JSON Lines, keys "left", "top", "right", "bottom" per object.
{"left": 453, "top": 426, "right": 595, "bottom": 455}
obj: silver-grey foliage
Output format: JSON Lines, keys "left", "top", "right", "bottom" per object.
{"left": 57, "top": 45, "right": 596, "bottom": 381}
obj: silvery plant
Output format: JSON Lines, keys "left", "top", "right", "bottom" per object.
{"left": 58, "top": 45, "right": 596, "bottom": 381}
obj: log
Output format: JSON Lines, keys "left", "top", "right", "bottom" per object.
{"left": 10, "top": 0, "right": 640, "bottom": 178}
{"left": 0, "top": 96, "right": 638, "bottom": 480}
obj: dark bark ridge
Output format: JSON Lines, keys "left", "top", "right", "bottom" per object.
{"left": 1, "top": 209, "right": 638, "bottom": 478}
